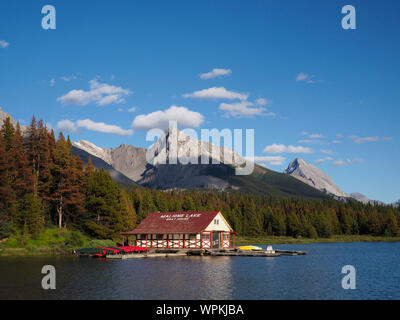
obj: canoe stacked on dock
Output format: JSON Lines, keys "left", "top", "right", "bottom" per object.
{"left": 74, "top": 246, "right": 149, "bottom": 258}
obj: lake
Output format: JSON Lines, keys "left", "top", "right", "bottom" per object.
{"left": 1, "top": 242, "right": 399, "bottom": 300}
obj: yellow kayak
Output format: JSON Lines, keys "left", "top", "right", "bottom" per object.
{"left": 237, "top": 245, "right": 263, "bottom": 251}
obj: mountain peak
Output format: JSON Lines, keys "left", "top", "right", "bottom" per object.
{"left": 284, "top": 158, "right": 348, "bottom": 198}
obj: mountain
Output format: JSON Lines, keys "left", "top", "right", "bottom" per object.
{"left": 0, "top": 106, "right": 17, "bottom": 127}
{"left": 0, "top": 107, "right": 331, "bottom": 199}
{"left": 392, "top": 200, "right": 400, "bottom": 207}
{"left": 72, "top": 140, "right": 147, "bottom": 181}
{"left": 284, "top": 158, "right": 348, "bottom": 198}
{"left": 349, "top": 192, "right": 371, "bottom": 204}
{"left": 71, "top": 144, "right": 136, "bottom": 185}
{"left": 73, "top": 128, "right": 328, "bottom": 199}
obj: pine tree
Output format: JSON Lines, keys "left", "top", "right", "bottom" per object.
{"left": 49, "top": 133, "right": 84, "bottom": 229}
{"left": 0, "top": 134, "right": 14, "bottom": 239}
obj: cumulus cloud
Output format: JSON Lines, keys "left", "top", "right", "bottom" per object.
{"left": 321, "top": 149, "right": 334, "bottom": 154}
{"left": 57, "top": 119, "right": 133, "bottom": 136}
{"left": 200, "top": 68, "right": 232, "bottom": 80}
{"left": 263, "top": 144, "right": 313, "bottom": 154}
{"left": 50, "top": 79, "right": 55, "bottom": 87}
{"left": 131, "top": 105, "right": 204, "bottom": 130}
{"left": 57, "top": 79, "right": 132, "bottom": 106}
{"left": 57, "top": 120, "right": 78, "bottom": 133}
{"left": 333, "top": 158, "right": 363, "bottom": 167}
{"left": 128, "top": 107, "right": 136, "bottom": 113}
{"left": 183, "top": 87, "right": 248, "bottom": 100}
{"left": 219, "top": 99, "right": 273, "bottom": 118}
{"left": 0, "top": 40, "right": 9, "bottom": 48}
{"left": 333, "top": 140, "right": 342, "bottom": 144}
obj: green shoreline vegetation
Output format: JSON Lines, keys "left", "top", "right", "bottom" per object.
{"left": 0, "top": 228, "right": 117, "bottom": 256}
{"left": 235, "top": 235, "right": 400, "bottom": 245}
{"left": 1, "top": 229, "right": 400, "bottom": 256}
{"left": 1, "top": 116, "right": 399, "bottom": 257}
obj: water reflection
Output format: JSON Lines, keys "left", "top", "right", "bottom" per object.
{"left": 1, "top": 242, "right": 400, "bottom": 300}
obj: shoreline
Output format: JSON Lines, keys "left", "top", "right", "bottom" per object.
{"left": 235, "top": 235, "right": 400, "bottom": 245}
{"left": 1, "top": 235, "right": 400, "bottom": 256}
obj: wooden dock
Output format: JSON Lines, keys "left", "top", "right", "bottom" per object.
{"left": 100, "top": 247, "right": 307, "bottom": 259}
{"left": 203, "top": 248, "right": 307, "bottom": 257}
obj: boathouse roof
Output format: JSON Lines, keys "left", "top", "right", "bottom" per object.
{"left": 122, "top": 211, "right": 233, "bottom": 235}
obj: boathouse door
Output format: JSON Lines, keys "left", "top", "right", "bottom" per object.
{"left": 212, "top": 232, "right": 220, "bottom": 248}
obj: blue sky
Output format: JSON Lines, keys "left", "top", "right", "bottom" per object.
{"left": 0, "top": 0, "right": 399, "bottom": 203}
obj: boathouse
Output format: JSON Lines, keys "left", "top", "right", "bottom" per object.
{"left": 121, "top": 211, "right": 235, "bottom": 249}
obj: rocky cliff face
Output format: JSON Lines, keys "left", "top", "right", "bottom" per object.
{"left": 284, "top": 158, "right": 348, "bottom": 198}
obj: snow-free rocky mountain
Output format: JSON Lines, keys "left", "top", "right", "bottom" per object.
{"left": 284, "top": 158, "right": 348, "bottom": 198}
{"left": 71, "top": 127, "right": 327, "bottom": 199}
{"left": 0, "top": 107, "right": 369, "bottom": 200}
{"left": 283, "top": 158, "right": 383, "bottom": 204}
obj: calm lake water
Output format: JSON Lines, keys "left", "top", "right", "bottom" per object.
{"left": 1, "top": 242, "right": 400, "bottom": 300}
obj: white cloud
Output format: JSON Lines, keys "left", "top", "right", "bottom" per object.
{"left": 200, "top": 68, "right": 232, "bottom": 80}
{"left": 296, "top": 73, "right": 309, "bottom": 82}
{"left": 131, "top": 105, "right": 204, "bottom": 130}
{"left": 314, "top": 158, "right": 325, "bottom": 164}
{"left": 60, "top": 75, "right": 77, "bottom": 82}
{"left": 333, "top": 158, "right": 363, "bottom": 167}
{"left": 57, "top": 120, "right": 78, "bottom": 133}
{"left": 298, "top": 139, "right": 327, "bottom": 145}
{"left": 0, "top": 40, "right": 9, "bottom": 48}
{"left": 219, "top": 101, "right": 266, "bottom": 118}
{"left": 50, "top": 79, "right": 55, "bottom": 87}
{"left": 118, "top": 108, "right": 123, "bottom": 112}
{"left": 57, "top": 119, "right": 133, "bottom": 136}
{"left": 57, "top": 79, "right": 132, "bottom": 106}
{"left": 333, "top": 140, "right": 342, "bottom": 144}
{"left": 219, "top": 98, "right": 272, "bottom": 118}
{"left": 76, "top": 119, "right": 133, "bottom": 136}
{"left": 321, "top": 149, "right": 334, "bottom": 154}
{"left": 263, "top": 144, "right": 313, "bottom": 154}
{"left": 251, "top": 156, "right": 286, "bottom": 166}
{"left": 350, "top": 136, "right": 393, "bottom": 143}
{"left": 128, "top": 107, "right": 136, "bottom": 113}
{"left": 255, "top": 98, "right": 268, "bottom": 106}
{"left": 296, "top": 73, "right": 322, "bottom": 84}
{"left": 183, "top": 87, "right": 248, "bottom": 100}
{"left": 308, "top": 133, "right": 324, "bottom": 139}
{"left": 314, "top": 156, "right": 333, "bottom": 164}
{"left": 336, "top": 133, "right": 343, "bottom": 138}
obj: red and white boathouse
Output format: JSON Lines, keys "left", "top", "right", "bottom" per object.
{"left": 121, "top": 211, "right": 235, "bottom": 249}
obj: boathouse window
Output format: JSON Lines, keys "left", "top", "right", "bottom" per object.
{"left": 214, "top": 219, "right": 219, "bottom": 225}
{"left": 189, "top": 234, "right": 196, "bottom": 240}
{"left": 137, "top": 234, "right": 146, "bottom": 240}
{"left": 223, "top": 234, "right": 229, "bottom": 240}
{"left": 156, "top": 234, "right": 163, "bottom": 240}
{"left": 202, "top": 233, "right": 210, "bottom": 240}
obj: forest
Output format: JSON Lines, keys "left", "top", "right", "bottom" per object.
{"left": 0, "top": 116, "right": 399, "bottom": 243}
